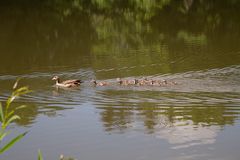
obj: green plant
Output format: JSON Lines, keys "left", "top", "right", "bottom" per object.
{"left": 38, "top": 150, "right": 44, "bottom": 160}
{"left": 0, "top": 80, "right": 31, "bottom": 154}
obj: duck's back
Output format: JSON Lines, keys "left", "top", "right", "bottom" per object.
{"left": 62, "top": 79, "right": 82, "bottom": 85}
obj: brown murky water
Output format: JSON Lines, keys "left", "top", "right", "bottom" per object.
{"left": 1, "top": 1, "right": 240, "bottom": 160}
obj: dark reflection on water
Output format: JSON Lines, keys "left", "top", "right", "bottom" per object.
{"left": 1, "top": 1, "right": 240, "bottom": 160}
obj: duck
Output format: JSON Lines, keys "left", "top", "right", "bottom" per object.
{"left": 52, "top": 76, "right": 83, "bottom": 88}
{"left": 148, "top": 79, "right": 166, "bottom": 86}
{"left": 138, "top": 78, "right": 153, "bottom": 86}
{"left": 116, "top": 78, "right": 138, "bottom": 85}
{"left": 91, "top": 79, "right": 109, "bottom": 86}
{"left": 150, "top": 79, "right": 177, "bottom": 86}
{"left": 137, "top": 78, "right": 168, "bottom": 86}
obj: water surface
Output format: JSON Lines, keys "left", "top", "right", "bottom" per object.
{"left": 1, "top": 1, "right": 240, "bottom": 160}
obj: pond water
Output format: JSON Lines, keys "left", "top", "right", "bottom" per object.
{"left": 1, "top": 1, "right": 240, "bottom": 160}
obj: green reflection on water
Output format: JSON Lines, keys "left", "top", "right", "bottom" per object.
{"left": 0, "top": 0, "right": 240, "bottom": 130}
{"left": 98, "top": 104, "right": 237, "bottom": 134}
{"left": 96, "top": 90, "right": 240, "bottom": 133}
{"left": 0, "top": 0, "right": 240, "bottom": 76}
{"left": 1, "top": 1, "right": 240, "bottom": 159}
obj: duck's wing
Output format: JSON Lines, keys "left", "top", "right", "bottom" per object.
{"left": 62, "top": 79, "right": 83, "bottom": 85}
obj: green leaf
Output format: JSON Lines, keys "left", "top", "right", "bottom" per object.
{"left": 4, "top": 115, "right": 20, "bottom": 128}
{"left": 16, "top": 105, "right": 27, "bottom": 110}
{"left": 0, "top": 130, "right": 11, "bottom": 142}
{"left": 5, "top": 110, "right": 14, "bottom": 121}
{"left": 13, "top": 78, "right": 22, "bottom": 90}
{"left": 0, "top": 103, "right": 4, "bottom": 122}
{"left": 38, "top": 150, "right": 44, "bottom": 160}
{"left": 0, "top": 131, "right": 7, "bottom": 141}
{"left": 13, "top": 86, "right": 31, "bottom": 97}
{"left": 0, "top": 132, "right": 27, "bottom": 154}
{"left": 6, "top": 96, "right": 14, "bottom": 110}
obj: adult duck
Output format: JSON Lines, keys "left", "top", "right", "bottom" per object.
{"left": 52, "top": 76, "right": 83, "bottom": 88}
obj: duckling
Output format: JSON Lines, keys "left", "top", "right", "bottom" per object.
{"left": 150, "top": 79, "right": 167, "bottom": 86}
{"left": 116, "top": 78, "right": 125, "bottom": 85}
{"left": 164, "top": 80, "right": 177, "bottom": 86}
{"left": 91, "top": 79, "right": 109, "bottom": 86}
{"left": 133, "top": 79, "right": 139, "bottom": 85}
{"left": 138, "top": 78, "right": 153, "bottom": 86}
{"left": 52, "top": 76, "right": 83, "bottom": 88}
{"left": 152, "top": 79, "right": 177, "bottom": 86}
{"left": 116, "top": 78, "right": 138, "bottom": 85}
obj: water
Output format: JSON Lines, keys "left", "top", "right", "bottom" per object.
{"left": 1, "top": 1, "right": 240, "bottom": 160}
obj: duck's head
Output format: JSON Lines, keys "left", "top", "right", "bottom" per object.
{"left": 52, "top": 76, "right": 60, "bottom": 81}
{"left": 90, "top": 79, "right": 97, "bottom": 85}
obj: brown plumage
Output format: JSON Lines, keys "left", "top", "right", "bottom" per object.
{"left": 116, "top": 78, "right": 138, "bottom": 86}
{"left": 91, "top": 79, "right": 109, "bottom": 86}
{"left": 52, "top": 76, "right": 83, "bottom": 88}
{"left": 138, "top": 78, "right": 153, "bottom": 85}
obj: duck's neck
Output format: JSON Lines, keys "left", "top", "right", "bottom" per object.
{"left": 56, "top": 79, "right": 60, "bottom": 85}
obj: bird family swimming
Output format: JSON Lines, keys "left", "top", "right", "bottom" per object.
{"left": 52, "top": 76, "right": 176, "bottom": 88}
{"left": 52, "top": 76, "right": 83, "bottom": 88}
